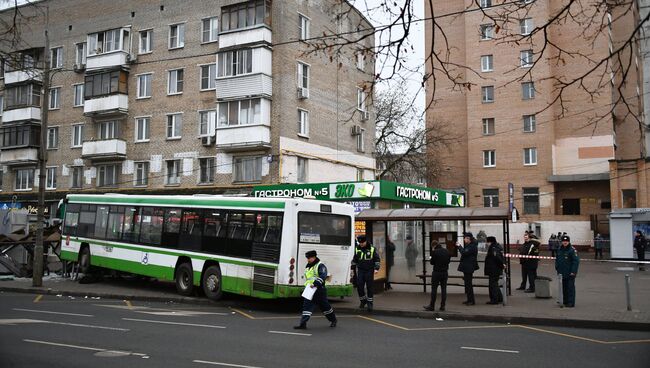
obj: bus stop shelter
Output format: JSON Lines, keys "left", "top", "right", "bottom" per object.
{"left": 356, "top": 207, "right": 512, "bottom": 294}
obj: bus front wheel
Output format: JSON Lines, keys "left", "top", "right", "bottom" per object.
{"left": 175, "top": 263, "right": 195, "bottom": 296}
{"left": 202, "top": 265, "right": 223, "bottom": 301}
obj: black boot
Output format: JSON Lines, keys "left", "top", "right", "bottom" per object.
{"left": 359, "top": 300, "right": 367, "bottom": 309}
{"left": 367, "top": 302, "right": 373, "bottom": 312}
{"left": 330, "top": 319, "right": 337, "bottom": 327}
{"left": 293, "top": 324, "right": 307, "bottom": 330}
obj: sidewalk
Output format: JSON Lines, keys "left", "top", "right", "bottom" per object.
{"left": 1, "top": 260, "right": 649, "bottom": 330}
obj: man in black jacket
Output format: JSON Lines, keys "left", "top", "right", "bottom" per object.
{"left": 634, "top": 230, "right": 646, "bottom": 271}
{"left": 352, "top": 235, "right": 381, "bottom": 312}
{"left": 517, "top": 232, "right": 540, "bottom": 292}
{"left": 424, "top": 240, "right": 451, "bottom": 311}
{"left": 484, "top": 236, "right": 504, "bottom": 304}
{"left": 457, "top": 232, "right": 479, "bottom": 305}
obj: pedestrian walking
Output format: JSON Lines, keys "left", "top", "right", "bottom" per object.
{"left": 457, "top": 232, "right": 479, "bottom": 305}
{"left": 484, "top": 236, "right": 504, "bottom": 304}
{"left": 555, "top": 235, "right": 580, "bottom": 308}
{"left": 516, "top": 232, "right": 540, "bottom": 292}
{"left": 294, "top": 250, "right": 337, "bottom": 329}
{"left": 352, "top": 235, "right": 380, "bottom": 312}
{"left": 594, "top": 233, "right": 605, "bottom": 260}
{"left": 385, "top": 236, "right": 395, "bottom": 290}
{"left": 634, "top": 230, "right": 647, "bottom": 271}
{"left": 423, "top": 240, "right": 451, "bottom": 312}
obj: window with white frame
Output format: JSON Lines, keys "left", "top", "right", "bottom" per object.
{"left": 297, "top": 157, "right": 307, "bottom": 183}
{"left": 98, "top": 120, "right": 118, "bottom": 140}
{"left": 520, "top": 18, "right": 533, "bottom": 35}
{"left": 137, "top": 73, "right": 152, "bottom": 98}
{"left": 357, "top": 87, "right": 367, "bottom": 112}
{"left": 199, "top": 110, "right": 216, "bottom": 136}
{"left": 299, "top": 14, "right": 310, "bottom": 40}
{"left": 199, "top": 157, "right": 215, "bottom": 184}
{"left": 298, "top": 109, "right": 309, "bottom": 136}
{"left": 202, "top": 17, "right": 219, "bottom": 43}
{"left": 483, "top": 188, "right": 499, "bottom": 207}
{"left": 73, "top": 84, "right": 84, "bottom": 107}
{"left": 297, "top": 62, "right": 309, "bottom": 93}
{"left": 520, "top": 50, "right": 533, "bottom": 67}
{"left": 357, "top": 51, "right": 365, "bottom": 70}
{"left": 97, "top": 164, "right": 118, "bottom": 187}
{"left": 233, "top": 156, "right": 263, "bottom": 183}
{"left": 356, "top": 128, "right": 366, "bottom": 152}
{"left": 481, "top": 86, "right": 494, "bottom": 103}
{"left": 168, "top": 69, "right": 184, "bottom": 94}
{"left": 200, "top": 64, "right": 216, "bottom": 90}
{"left": 480, "top": 24, "right": 494, "bottom": 40}
{"left": 167, "top": 113, "right": 182, "bottom": 139}
{"left": 49, "top": 87, "right": 61, "bottom": 109}
{"left": 72, "top": 124, "right": 84, "bottom": 147}
{"left": 169, "top": 23, "right": 185, "bottom": 49}
{"left": 47, "top": 127, "right": 58, "bottom": 149}
{"left": 523, "top": 114, "right": 536, "bottom": 132}
{"left": 71, "top": 166, "right": 83, "bottom": 188}
{"left": 524, "top": 147, "right": 537, "bottom": 165}
{"left": 51, "top": 47, "right": 63, "bottom": 69}
{"left": 139, "top": 29, "right": 153, "bottom": 54}
{"left": 0, "top": 95, "right": 4, "bottom": 116}
{"left": 483, "top": 150, "right": 496, "bottom": 167}
{"left": 481, "top": 55, "right": 493, "bottom": 72}
{"left": 88, "top": 28, "right": 125, "bottom": 55}
{"left": 134, "top": 162, "right": 149, "bottom": 186}
{"left": 480, "top": 0, "right": 492, "bottom": 7}
{"left": 482, "top": 118, "right": 495, "bottom": 135}
{"left": 15, "top": 168, "right": 34, "bottom": 190}
{"left": 75, "top": 43, "right": 86, "bottom": 66}
{"left": 217, "top": 49, "right": 253, "bottom": 77}
{"left": 135, "top": 117, "right": 150, "bottom": 142}
{"left": 356, "top": 168, "right": 364, "bottom": 181}
{"left": 522, "top": 81, "right": 535, "bottom": 99}
{"left": 217, "top": 99, "right": 261, "bottom": 126}
{"left": 166, "top": 160, "right": 181, "bottom": 185}
{"left": 46, "top": 167, "right": 57, "bottom": 189}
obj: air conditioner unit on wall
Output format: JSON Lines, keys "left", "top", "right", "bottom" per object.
{"left": 201, "top": 136, "right": 214, "bottom": 146}
{"left": 73, "top": 63, "right": 85, "bottom": 72}
{"left": 297, "top": 87, "right": 309, "bottom": 99}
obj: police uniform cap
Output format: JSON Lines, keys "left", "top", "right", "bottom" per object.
{"left": 305, "top": 250, "right": 317, "bottom": 258}
{"left": 561, "top": 235, "right": 570, "bottom": 242}
{"left": 357, "top": 235, "right": 367, "bottom": 243}
{"left": 486, "top": 236, "right": 497, "bottom": 244}
{"left": 463, "top": 232, "right": 474, "bottom": 239}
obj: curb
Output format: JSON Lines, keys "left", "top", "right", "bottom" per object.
{"left": 2, "top": 286, "right": 648, "bottom": 332}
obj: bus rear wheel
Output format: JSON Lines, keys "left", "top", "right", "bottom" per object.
{"left": 175, "top": 263, "right": 195, "bottom": 296}
{"left": 202, "top": 265, "right": 223, "bottom": 301}
{"left": 79, "top": 246, "right": 91, "bottom": 274}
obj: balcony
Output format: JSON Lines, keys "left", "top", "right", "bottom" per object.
{"left": 4, "top": 70, "right": 43, "bottom": 84}
{"left": 0, "top": 147, "right": 38, "bottom": 166}
{"left": 2, "top": 107, "right": 41, "bottom": 123}
{"left": 86, "top": 51, "right": 132, "bottom": 70}
{"left": 82, "top": 139, "right": 127, "bottom": 160}
{"left": 216, "top": 74, "right": 272, "bottom": 100}
{"left": 219, "top": 26, "right": 272, "bottom": 49}
{"left": 84, "top": 94, "right": 128, "bottom": 117}
{"left": 216, "top": 124, "right": 271, "bottom": 151}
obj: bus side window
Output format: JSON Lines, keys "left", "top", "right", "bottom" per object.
{"left": 93, "top": 206, "right": 110, "bottom": 239}
{"left": 63, "top": 203, "right": 80, "bottom": 236}
{"left": 140, "top": 207, "right": 163, "bottom": 245}
{"left": 122, "top": 206, "right": 140, "bottom": 243}
{"left": 106, "top": 205, "right": 124, "bottom": 241}
{"left": 78, "top": 204, "right": 97, "bottom": 237}
{"left": 253, "top": 213, "right": 282, "bottom": 244}
{"left": 162, "top": 208, "right": 181, "bottom": 248}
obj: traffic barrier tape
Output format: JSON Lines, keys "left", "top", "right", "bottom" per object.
{"left": 505, "top": 253, "right": 556, "bottom": 260}
{"left": 501, "top": 253, "right": 650, "bottom": 264}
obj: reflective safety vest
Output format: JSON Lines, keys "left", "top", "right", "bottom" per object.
{"left": 304, "top": 262, "right": 321, "bottom": 287}
{"left": 356, "top": 246, "right": 375, "bottom": 260}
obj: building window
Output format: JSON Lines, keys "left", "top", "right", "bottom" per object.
{"left": 483, "top": 150, "right": 496, "bottom": 167}
{"left": 5, "top": 84, "right": 40, "bottom": 108}
{"left": 357, "top": 51, "right": 365, "bottom": 70}
{"left": 622, "top": 189, "right": 637, "bottom": 208}
{"left": 199, "top": 110, "right": 216, "bottom": 136}
{"left": 139, "top": 29, "right": 153, "bottom": 54}
{"left": 217, "top": 49, "right": 253, "bottom": 77}
{"left": 137, "top": 73, "right": 152, "bottom": 98}
{"left": 88, "top": 28, "right": 125, "bottom": 55}
{"left": 15, "top": 168, "right": 34, "bottom": 190}
{"left": 357, "top": 168, "right": 364, "bottom": 181}
{"left": 298, "top": 109, "right": 309, "bottom": 136}
{"left": 202, "top": 17, "right": 219, "bottom": 43}
{"left": 297, "top": 62, "right": 310, "bottom": 94}
{"left": 167, "top": 113, "right": 182, "bottom": 139}
{"left": 480, "top": 0, "right": 492, "bottom": 7}
{"left": 46, "top": 167, "right": 57, "bottom": 190}
{"left": 220, "top": 0, "right": 271, "bottom": 32}
{"left": 84, "top": 70, "right": 128, "bottom": 99}
{"left": 71, "top": 166, "right": 83, "bottom": 189}
{"left": 0, "top": 95, "right": 3, "bottom": 116}
{"left": 50, "top": 47, "right": 63, "bottom": 69}
{"left": 98, "top": 120, "right": 118, "bottom": 140}
{"left": 297, "top": 157, "right": 307, "bottom": 183}
{"left": 483, "top": 189, "right": 499, "bottom": 207}
{"left": 134, "top": 162, "right": 149, "bottom": 186}
{"left": 199, "top": 157, "right": 215, "bottom": 184}
{"left": 135, "top": 117, "right": 150, "bottom": 142}
{"left": 522, "top": 82, "right": 535, "bottom": 100}
{"left": 72, "top": 124, "right": 84, "bottom": 147}
{"left": 47, "top": 127, "right": 58, "bottom": 149}
{"left": 357, "top": 128, "right": 366, "bottom": 152}
{"left": 523, "top": 114, "right": 536, "bottom": 132}
{"left": 97, "top": 164, "right": 118, "bottom": 187}
{"left": 480, "top": 24, "right": 494, "bottom": 40}
{"left": 217, "top": 99, "right": 261, "bottom": 126}
{"left": 481, "top": 55, "right": 493, "bottom": 72}
{"left": 73, "top": 84, "right": 84, "bottom": 107}
{"left": 481, "top": 86, "right": 494, "bottom": 103}
{"left": 520, "top": 18, "right": 533, "bottom": 35}
{"left": 482, "top": 118, "right": 495, "bottom": 135}
{"left": 299, "top": 14, "right": 310, "bottom": 40}
{"left": 166, "top": 159, "right": 181, "bottom": 185}
{"left": 200, "top": 64, "right": 217, "bottom": 90}
{"left": 168, "top": 69, "right": 184, "bottom": 94}
{"left": 233, "top": 156, "right": 263, "bottom": 183}
{"left": 523, "top": 187, "right": 540, "bottom": 214}
{"left": 169, "top": 23, "right": 185, "bottom": 49}
{"left": 49, "top": 87, "right": 61, "bottom": 109}
{"left": 520, "top": 50, "right": 533, "bottom": 68}
{"left": 562, "top": 198, "right": 580, "bottom": 215}
{"left": 357, "top": 87, "right": 367, "bottom": 112}
{"left": 75, "top": 42, "right": 86, "bottom": 66}
{"left": 524, "top": 147, "right": 537, "bottom": 165}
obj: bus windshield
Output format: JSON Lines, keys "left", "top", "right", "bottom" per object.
{"left": 298, "top": 212, "right": 351, "bottom": 246}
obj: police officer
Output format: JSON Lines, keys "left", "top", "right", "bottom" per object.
{"left": 424, "top": 240, "right": 451, "bottom": 311}
{"left": 457, "top": 232, "right": 479, "bottom": 305}
{"left": 484, "top": 236, "right": 505, "bottom": 305}
{"left": 352, "top": 235, "right": 380, "bottom": 312}
{"left": 294, "top": 250, "right": 337, "bottom": 329}
{"left": 555, "top": 235, "right": 580, "bottom": 308}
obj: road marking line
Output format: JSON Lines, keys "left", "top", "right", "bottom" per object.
{"left": 193, "top": 359, "right": 263, "bottom": 368}
{"left": 231, "top": 308, "right": 256, "bottom": 320}
{"left": 268, "top": 330, "right": 312, "bottom": 337}
{"left": 122, "top": 318, "right": 226, "bottom": 329}
{"left": 516, "top": 325, "right": 605, "bottom": 344}
{"left": 409, "top": 325, "right": 514, "bottom": 331}
{"left": 13, "top": 308, "right": 93, "bottom": 317}
{"left": 23, "top": 339, "right": 146, "bottom": 356}
{"left": 356, "top": 315, "right": 410, "bottom": 330}
{"left": 603, "top": 339, "right": 650, "bottom": 345}
{"left": 33, "top": 295, "right": 43, "bottom": 303}
{"left": 44, "top": 320, "right": 130, "bottom": 331}
{"left": 0, "top": 319, "right": 45, "bottom": 325}
{"left": 461, "top": 346, "right": 519, "bottom": 354}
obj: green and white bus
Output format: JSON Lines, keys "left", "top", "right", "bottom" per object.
{"left": 60, "top": 194, "right": 355, "bottom": 300}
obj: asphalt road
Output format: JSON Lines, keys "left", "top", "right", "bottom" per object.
{"left": 0, "top": 292, "right": 648, "bottom": 368}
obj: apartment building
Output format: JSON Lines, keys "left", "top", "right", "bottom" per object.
{"left": 0, "top": 0, "right": 375, "bottom": 210}
{"left": 425, "top": 0, "right": 648, "bottom": 242}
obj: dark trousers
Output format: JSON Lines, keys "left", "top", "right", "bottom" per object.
{"left": 520, "top": 266, "right": 537, "bottom": 290}
{"left": 594, "top": 248, "right": 603, "bottom": 259}
{"left": 561, "top": 276, "right": 576, "bottom": 306}
{"left": 429, "top": 271, "right": 448, "bottom": 308}
{"left": 463, "top": 272, "right": 475, "bottom": 303}
{"left": 299, "top": 288, "right": 336, "bottom": 325}
{"left": 488, "top": 275, "right": 503, "bottom": 303}
{"left": 637, "top": 248, "right": 646, "bottom": 270}
{"left": 356, "top": 269, "right": 375, "bottom": 303}
{"left": 551, "top": 250, "right": 557, "bottom": 257}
